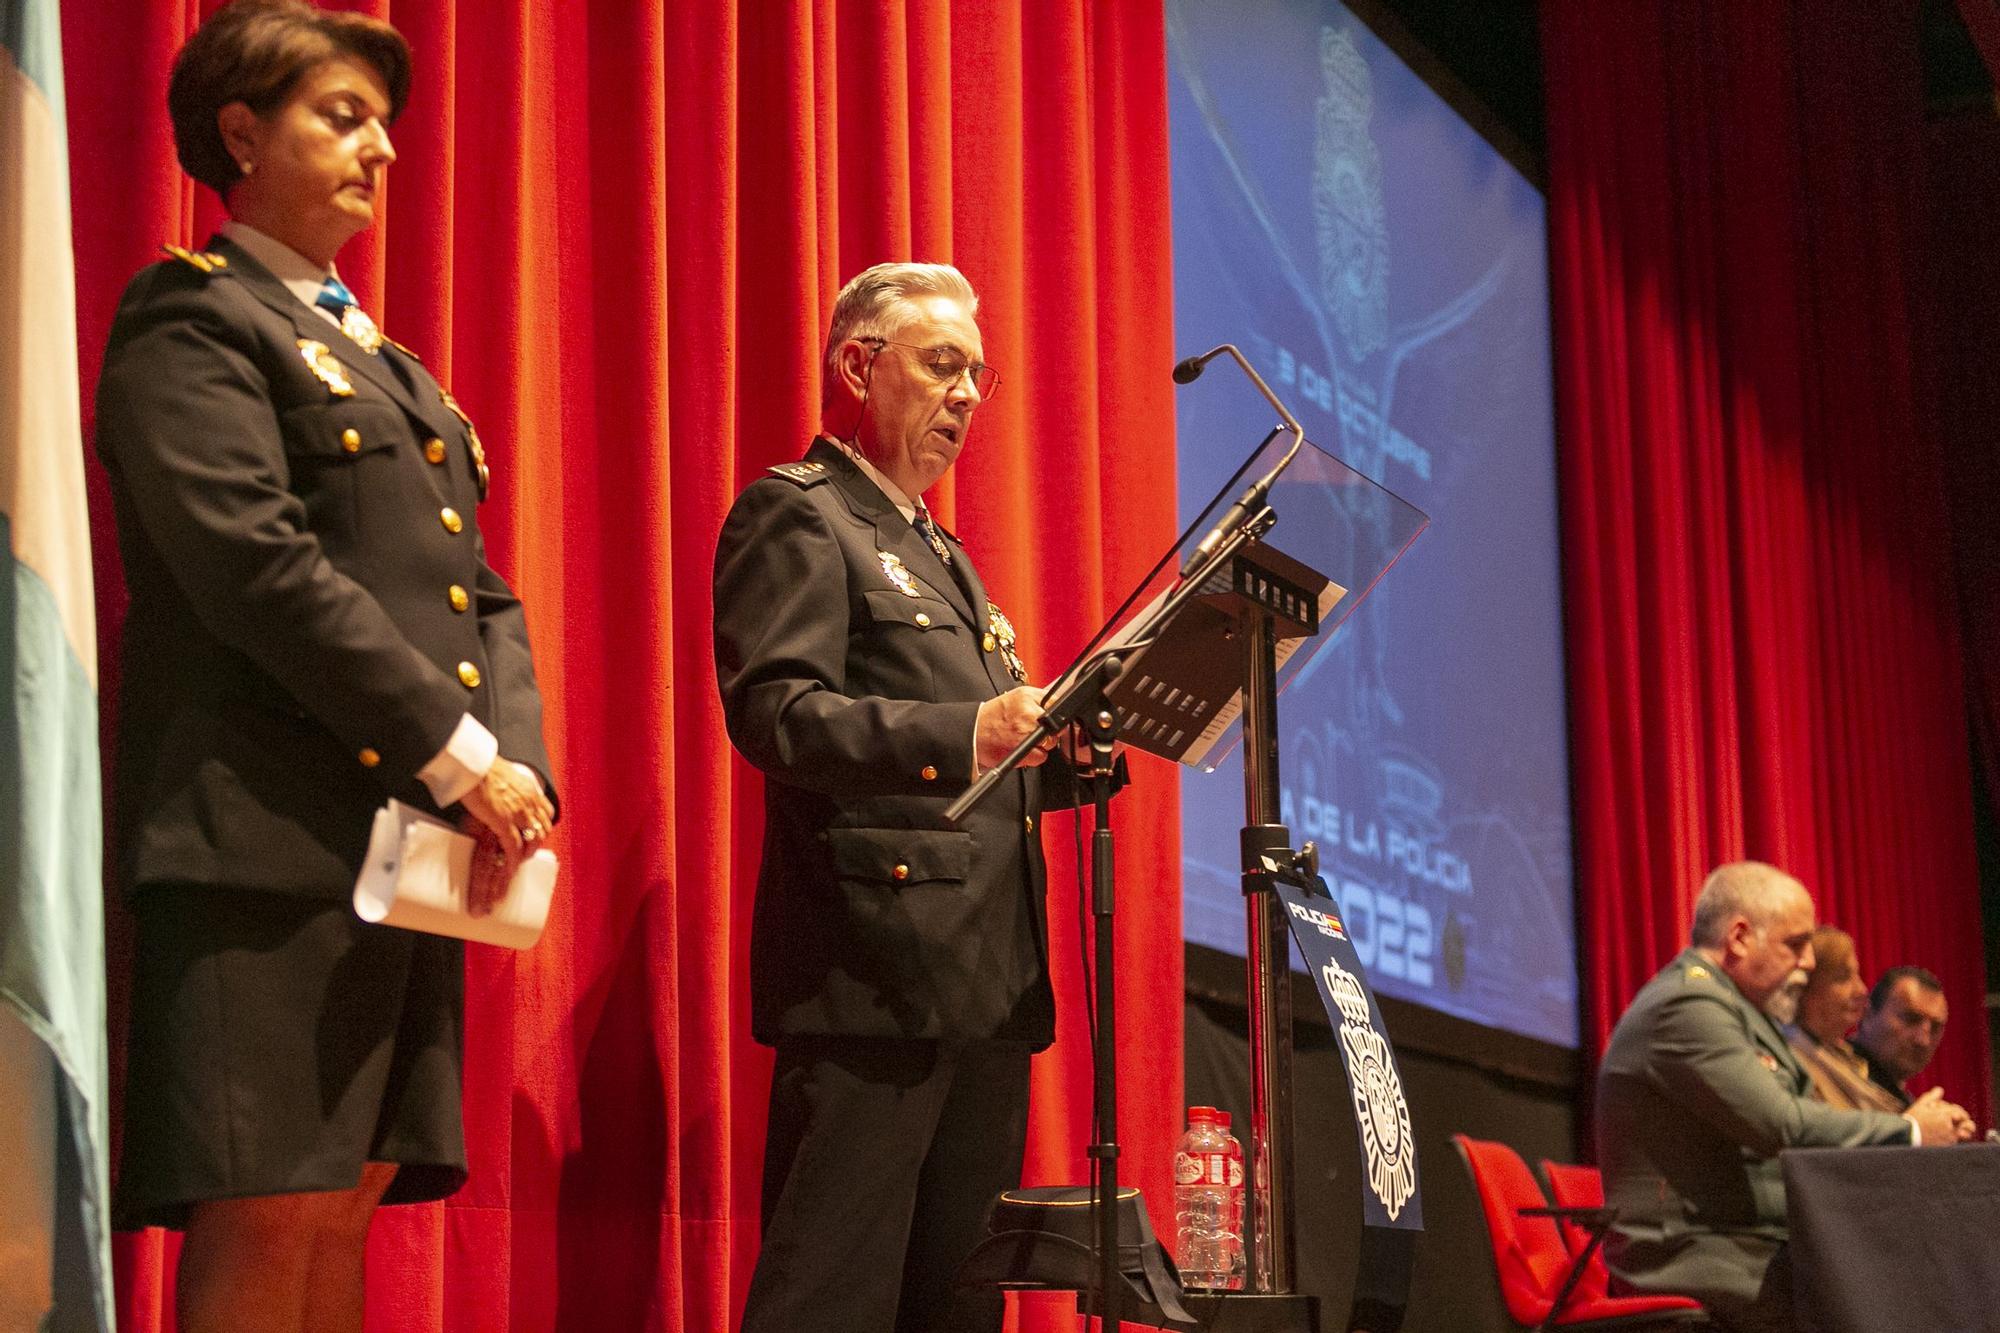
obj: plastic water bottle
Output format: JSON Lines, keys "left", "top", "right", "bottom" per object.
{"left": 1174, "top": 1106, "right": 1246, "bottom": 1289}
{"left": 1217, "top": 1109, "right": 1246, "bottom": 1270}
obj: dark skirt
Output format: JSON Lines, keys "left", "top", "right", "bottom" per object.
{"left": 114, "top": 882, "right": 468, "bottom": 1231}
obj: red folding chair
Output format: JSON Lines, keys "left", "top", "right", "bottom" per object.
{"left": 1451, "top": 1135, "right": 1705, "bottom": 1330}
{"left": 1539, "top": 1159, "right": 1620, "bottom": 1305}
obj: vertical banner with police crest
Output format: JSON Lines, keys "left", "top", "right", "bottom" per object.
{"left": 1276, "top": 876, "right": 1421, "bottom": 1231}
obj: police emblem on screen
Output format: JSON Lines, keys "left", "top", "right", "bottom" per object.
{"left": 1313, "top": 26, "right": 1389, "bottom": 364}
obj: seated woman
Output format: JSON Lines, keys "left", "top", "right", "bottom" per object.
{"left": 1785, "top": 927, "right": 1905, "bottom": 1114}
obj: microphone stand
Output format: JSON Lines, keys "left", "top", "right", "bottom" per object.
{"left": 1174, "top": 345, "right": 1307, "bottom": 579}
{"left": 945, "top": 510, "right": 1275, "bottom": 1331}
{"left": 945, "top": 345, "right": 1309, "bottom": 1327}
{"left": 947, "top": 343, "right": 1310, "bottom": 821}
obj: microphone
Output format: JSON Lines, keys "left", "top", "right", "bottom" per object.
{"left": 1173, "top": 344, "right": 1308, "bottom": 577}
{"left": 1171, "top": 344, "right": 1302, "bottom": 435}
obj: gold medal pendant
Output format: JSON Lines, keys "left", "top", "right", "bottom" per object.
{"left": 297, "top": 339, "right": 355, "bottom": 396}
{"left": 340, "top": 304, "right": 383, "bottom": 355}
{"left": 438, "top": 388, "right": 492, "bottom": 498}
{"left": 987, "top": 601, "right": 1028, "bottom": 682}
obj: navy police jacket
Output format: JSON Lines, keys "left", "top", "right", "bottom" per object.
{"left": 714, "top": 438, "right": 1088, "bottom": 1048}
{"left": 95, "top": 235, "right": 554, "bottom": 901}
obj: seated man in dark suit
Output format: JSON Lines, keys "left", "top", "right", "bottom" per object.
{"left": 1851, "top": 964, "right": 1949, "bottom": 1107}
{"left": 1595, "top": 861, "right": 1968, "bottom": 1333}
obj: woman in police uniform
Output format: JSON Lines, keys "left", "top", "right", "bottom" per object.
{"left": 96, "top": 4, "right": 555, "bottom": 1328}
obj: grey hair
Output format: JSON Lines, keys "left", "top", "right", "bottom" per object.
{"left": 1690, "top": 860, "right": 1806, "bottom": 948}
{"left": 823, "top": 262, "right": 979, "bottom": 379}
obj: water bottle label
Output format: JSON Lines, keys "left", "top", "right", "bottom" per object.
{"left": 1174, "top": 1152, "right": 1204, "bottom": 1185}
{"left": 1227, "top": 1156, "right": 1244, "bottom": 1188}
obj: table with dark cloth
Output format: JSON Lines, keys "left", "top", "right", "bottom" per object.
{"left": 1783, "top": 1142, "right": 2000, "bottom": 1332}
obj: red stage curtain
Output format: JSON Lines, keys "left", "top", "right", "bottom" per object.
{"left": 1543, "top": 0, "right": 1993, "bottom": 1127}
{"left": 63, "top": 2, "right": 1183, "bottom": 1328}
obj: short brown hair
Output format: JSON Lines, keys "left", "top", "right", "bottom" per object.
{"left": 169, "top": 0, "right": 412, "bottom": 195}
{"left": 1809, "top": 925, "right": 1855, "bottom": 975}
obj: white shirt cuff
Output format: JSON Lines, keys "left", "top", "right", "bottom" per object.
{"left": 416, "top": 714, "right": 498, "bottom": 807}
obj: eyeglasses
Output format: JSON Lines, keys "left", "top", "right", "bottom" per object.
{"left": 860, "top": 337, "right": 1000, "bottom": 399}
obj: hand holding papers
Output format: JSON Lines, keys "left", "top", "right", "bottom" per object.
{"left": 353, "top": 799, "right": 557, "bottom": 950}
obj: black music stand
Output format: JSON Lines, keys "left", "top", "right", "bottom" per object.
{"left": 950, "top": 421, "right": 1427, "bottom": 1330}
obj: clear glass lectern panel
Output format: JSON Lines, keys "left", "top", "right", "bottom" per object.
{"left": 1049, "top": 427, "right": 1429, "bottom": 770}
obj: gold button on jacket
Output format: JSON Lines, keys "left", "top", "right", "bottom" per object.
{"left": 921, "top": 765, "right": 938, "bottom": 781}
{"left": 424, "top": 438, "right": 447, "bottom": 464}
{"left": 358, "top": 747, "right": 381, "bottom": 768}
{"left": 440, "top": 506, "right": 463, "bottom": 534}
{"left": 448, "top": 584, "right": 470, "bottom": 613}
{"left": 892, "top": 863, "right": 910, "bottom": 882}
{"left": 457, "top": 661, "right": 481, "bottom": 689}
{"left": 340, "top": 427, "right": 362, "bottom": 454}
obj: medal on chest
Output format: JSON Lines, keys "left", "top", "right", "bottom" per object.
{"left": 879, "top": 551, "right": 923, "bottom": 598}
{"left": 339, "top": 305, "right": 383, "bottom": 355}
{"left": 297, "top": 339, "right": 355, "bottom": 396}
{"left": 988, "top": 601, "right": 1028, "bottom": 682}
{"left": 437, "top": 388, "right": 492, "bottom": 499}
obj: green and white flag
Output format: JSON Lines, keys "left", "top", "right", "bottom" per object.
{"left": 2, "top": 0, "right": 112, "bottom": 1327}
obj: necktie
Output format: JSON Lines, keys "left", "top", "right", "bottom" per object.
{"left": 314, "top": 274, "right": 358, "bottom": 317}
{"left": 913, "top": 505, "right": 954, "bottom": 568}
{"left": 314, "top": 275, "right": 382, "bottom": 354}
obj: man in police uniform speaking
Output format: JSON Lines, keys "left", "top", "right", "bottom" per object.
{"left": 1595, "top": 861, "right": 1970, "bottom": 1333}
{"left": 713, "top": 263, "right": 1077, "bottom": 1333}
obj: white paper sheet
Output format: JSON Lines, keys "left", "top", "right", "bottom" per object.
{"left": 352, "top": 799, "right": 557, "bottom": 950}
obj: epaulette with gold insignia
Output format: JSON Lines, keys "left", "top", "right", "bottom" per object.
{"left": 161, "top": 243, "right": 231, "bottom": 275}
{"left": 1684, "top": 964, "right": 1712, "bottom": 982}
{"left": 767, "top": 459, "right": 832, "bottom": 487}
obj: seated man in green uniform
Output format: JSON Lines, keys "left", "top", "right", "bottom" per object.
{"left": 1595, "top": 861, "right": 1971, "bottom": 1333}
